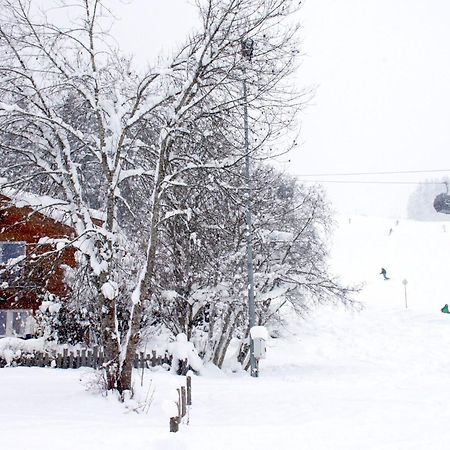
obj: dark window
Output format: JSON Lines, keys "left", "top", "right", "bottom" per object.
{"left": 0, "top": 242, "right": 26, "bottom": 263}
{"left": 0, "top": 310, "right": 6, "bottom": 336}
{"left": 12, "top": 311, "right": 28, "bottom": 336}
{"left": 0, "top": 242, "right": 26, "bottom": 282}
{"left": 0, "top": 310, "right": 32, "bottom": 337}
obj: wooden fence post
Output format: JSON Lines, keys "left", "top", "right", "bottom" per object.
{"left": 181, "top": 386, "right": 187, "bottom": 417}
{"left": 81, "top": 348, "right": 87, "bottom": 367}
{"left": 56, "top": 352, "right": 62, "bottom": 368}
{"left": 98, "top": 348, "right": 104, "bottom": 367}
{"left": 169, "top": 417, "right": 179, "bottom": 432}
{"left": 62, "top": 348, "right": 68, "bottom": 369}
{"left": 92, "top": 346, "right": 98, "bottom": 369}
{"left": 85, "top": 349, "right": 91, "bottom": 368}
{"left": 177, "top": 388, "right": 182, "bottom": 419}
{"left": 186, "top": 376, "right": 192, "bottom": 406}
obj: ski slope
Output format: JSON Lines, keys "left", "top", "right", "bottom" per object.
{"left": 331, "top": 216, "right": 450, "bottom": 313}
{"left": 2, "top": 216, "right": 450, "bottom": 450}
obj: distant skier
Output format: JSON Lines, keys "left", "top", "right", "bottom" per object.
{"left": 441, "top": 304, "right": 450, "bottom": 314}
{"left": 380, "top": 268, "right": 389, "bottom": 280}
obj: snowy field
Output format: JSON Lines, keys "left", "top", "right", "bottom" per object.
{"left": 3, "top": 216, "right": 450, "bottom": 450}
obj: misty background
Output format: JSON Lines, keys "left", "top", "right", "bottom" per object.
{"left": 111, "top": 0, "right": 450, "bottom": 219}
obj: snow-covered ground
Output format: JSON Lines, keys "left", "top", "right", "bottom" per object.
{"left": 3, "top": 216, "right": 450, "bottom": 450}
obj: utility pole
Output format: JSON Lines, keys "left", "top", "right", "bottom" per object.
{"left": 241, "top": 38, "right": 258, "bottom": 377}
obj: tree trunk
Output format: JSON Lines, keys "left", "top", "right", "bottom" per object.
{"left": 212, "top": 306, "right": 241, "bottom": 368}
{"left": 117, "top": 135, "right": 170, "bottom": 392}
{"left": 117, "top": 312, "right": 140, "bottom": 393}
{"left": 97, "top": 272, "right": 121, "bottom": 390}
{"left": 237, "top": 338, "right": 251, "bottom": 371}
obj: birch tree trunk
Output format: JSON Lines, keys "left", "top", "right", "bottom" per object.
{"left": 118, "top": 133, "right": 171, "bottom": 392}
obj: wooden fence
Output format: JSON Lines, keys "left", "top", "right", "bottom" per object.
{"left": 1, "top": 346, "right": 172, "bottom": 369}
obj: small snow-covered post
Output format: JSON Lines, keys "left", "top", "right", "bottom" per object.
{"left": 169, "top": 417, "right": 179, "bottom": 433}
{"left": 402, "top": 279, "right": 408, "bottom": 309}
{"left": 164, "top": 388, "right": 181, "bottom": 433}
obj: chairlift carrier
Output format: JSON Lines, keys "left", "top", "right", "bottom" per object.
{"left": 434, "top": 182, "right": 450, "bottom": 214}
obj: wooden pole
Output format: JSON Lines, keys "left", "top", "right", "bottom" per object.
{"left": 186, "top": 376, "right": 192, "bottom": 406}
{"left": 181, "top": 386, "right": 187, "bottom": 417}
{"left": 92, "top": 345, "right": 98, "bottom": 369}
{"left": 169, "top": 417, "right": 179, "bottom": 432}
{"left": 62, "top": 347, "right": 68, "bottom": 369}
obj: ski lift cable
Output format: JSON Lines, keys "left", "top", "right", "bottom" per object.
{"left": 294, "top": 168, "right": 450, "bottom": 177}
{"left": 296, "top": 179, "right": 445, "bottom": 185}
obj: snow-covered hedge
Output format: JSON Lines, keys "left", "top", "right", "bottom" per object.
{"left": 0, "top": 337, "right": 52, "bottom": 367}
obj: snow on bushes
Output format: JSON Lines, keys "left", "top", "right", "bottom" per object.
{"left": 168, "top": 333, "right": 202, "bottom": 375}
{"left": 0, "top": 337, "right": 49, "bottom": 366}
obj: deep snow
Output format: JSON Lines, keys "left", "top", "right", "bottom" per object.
{"left": 3, "top": 215, "right": 450, "bottom": 450}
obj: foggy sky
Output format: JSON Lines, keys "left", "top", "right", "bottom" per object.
{"left": 112, "top": 0, "right": 450, "bottom": 218}
{"left": 40, "top": 0, "right": 450, "bottom": 218}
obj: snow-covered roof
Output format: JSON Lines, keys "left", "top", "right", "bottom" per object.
{"left": 0, "top": 188, "right": 105, "bottom": 227}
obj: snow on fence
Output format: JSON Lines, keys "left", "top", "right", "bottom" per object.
{"left": 0, "top": 346, "right": 172, "bottom": 369}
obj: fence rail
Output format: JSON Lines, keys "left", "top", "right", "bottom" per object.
{"left": 1, "top": 346, "right": 172, "bottom": 369}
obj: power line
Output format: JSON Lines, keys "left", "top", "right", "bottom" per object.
{"left": 294, "top": 168, "right": 450, "bottom": 177}
{"left": 298, "top": 179, "right": 445, "bottom": 185}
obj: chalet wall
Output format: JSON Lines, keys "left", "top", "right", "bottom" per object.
{"left": 0, "top": 195, "right": 76, "bottom": 310}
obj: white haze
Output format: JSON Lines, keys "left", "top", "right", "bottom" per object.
{"left": 40, "top": 0, "right": 450, "bottom": 218}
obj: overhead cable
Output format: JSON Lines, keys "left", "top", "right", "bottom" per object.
{"left": 297, "top": 179, "right": 444, "bottom": 185}
{"left": 295, "top": 168, "right": 450, "bottom": 177}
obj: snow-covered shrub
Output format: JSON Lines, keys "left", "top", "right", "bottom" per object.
{"left": 0, "top": 337, "right": 52, "bottom": 367}
{"left": 168, "top": 333, "right": 203, "bottom": 375}
{"left": 34, "top": 298, "right": 62, "bottom": 341}
{"left": 33, "top": 294, "right": 92, "bottom": 345}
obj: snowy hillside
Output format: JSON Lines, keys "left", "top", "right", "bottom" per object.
{"left": 330, "top": 215, "right": 450, "bottom": 313}
{"left": 3, "top": 215, "right": 450, "bottom": 450}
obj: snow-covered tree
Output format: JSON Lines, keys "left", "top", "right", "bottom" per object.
{"left": 151, "top": 161, "right": 354, "bottom": 369}
{"left": 0, "top": 0, "right": 304, "bottom": 392}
